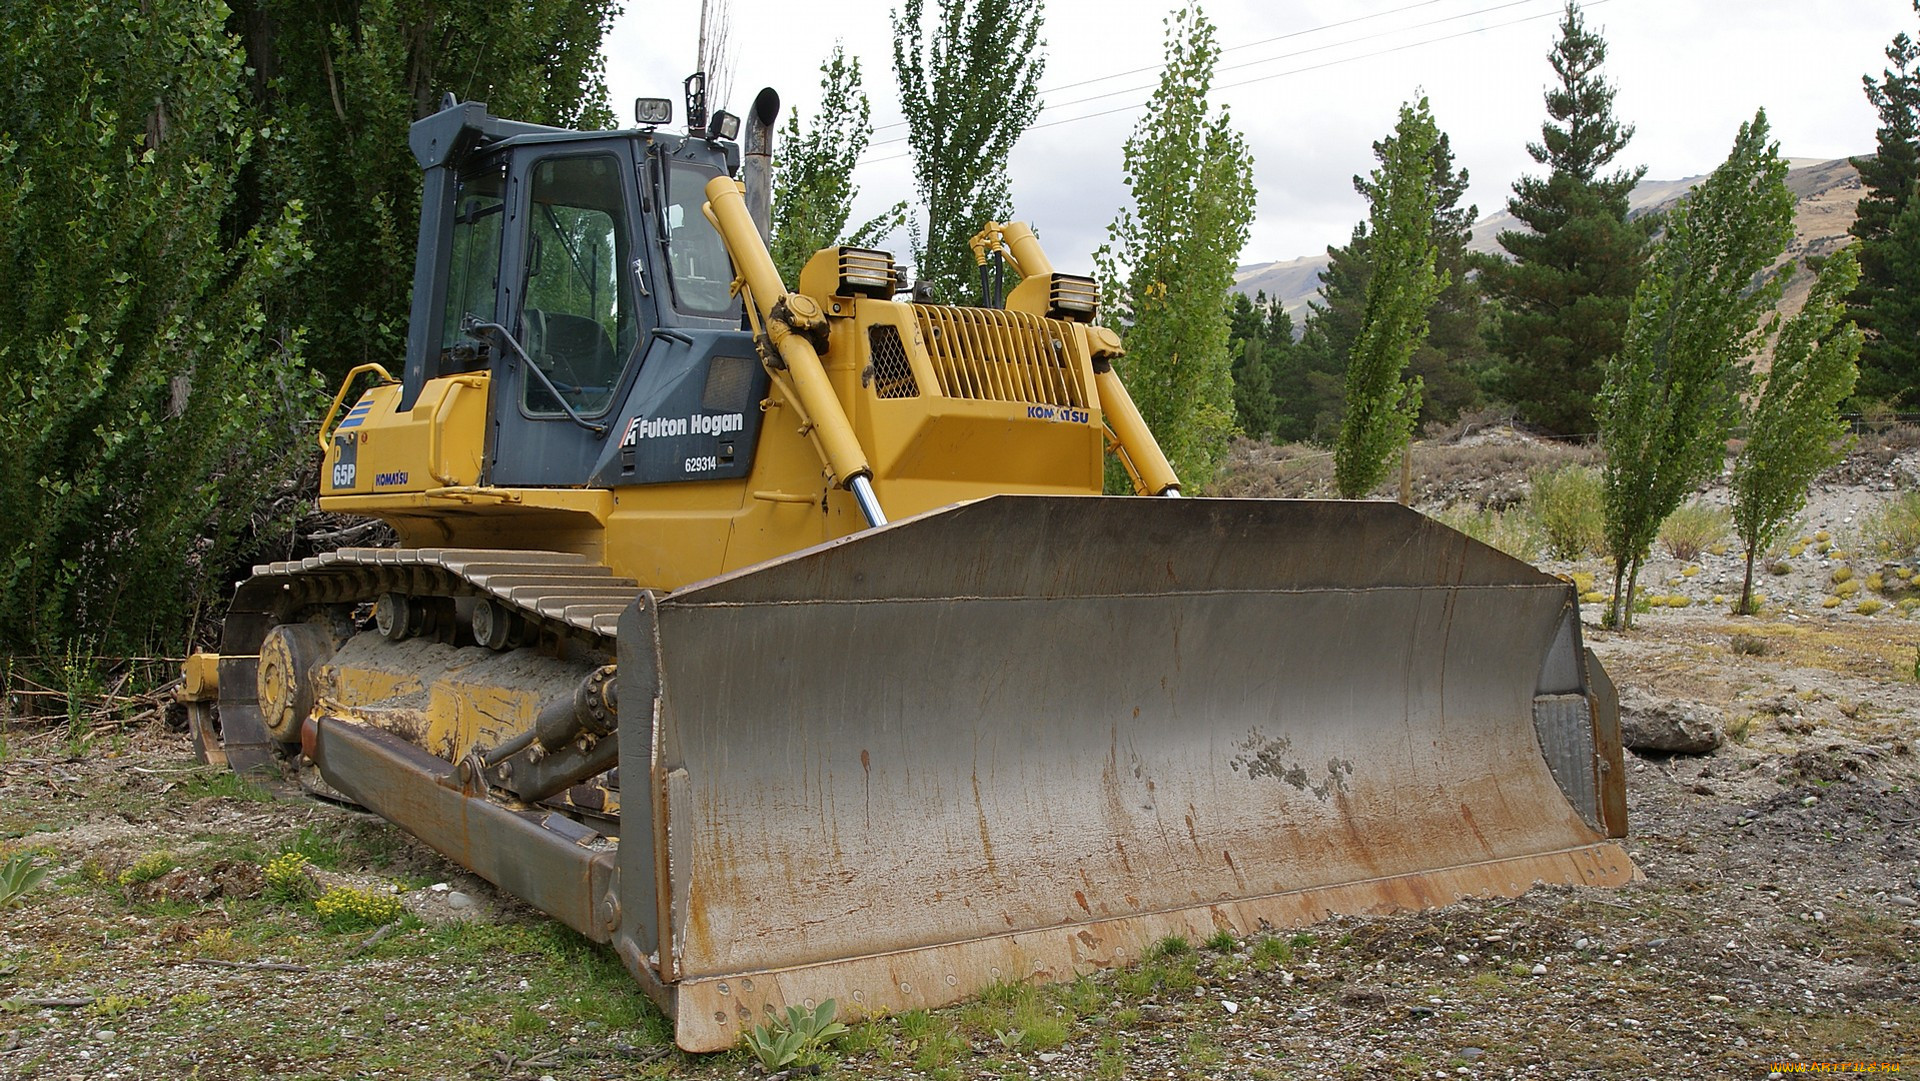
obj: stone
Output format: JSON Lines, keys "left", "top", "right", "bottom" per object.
{"left": 1618, "top": 686, "right": 1725, "bottom": 754}
{"left": 1530, "top": 963, "right": 1547, "bottom": 976}
{"left": 1458, "top": 1047, "right": 1484, "bottom": 1060}
{"left": 446, "top": 891, "right": 474, "bottom": 911}
{"left": 1889, "top": 894, "right": 1919, "bottom": 909}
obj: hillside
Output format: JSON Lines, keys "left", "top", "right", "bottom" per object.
{"left": 1235, "top": 157, "right": 1865, "bottom": 328}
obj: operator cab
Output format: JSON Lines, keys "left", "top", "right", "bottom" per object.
{"left": 399, "top": 87, "right": 765, "bottom": 488}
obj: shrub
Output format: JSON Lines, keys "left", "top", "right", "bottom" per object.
{"left": 1659, "top": 503, "right": 1732, "bottom": 561}
{"left": 1836, "top": 579, "right": 1861, "bottom": 599}
{"left": 1863, "top": 493, "right": 1920, "bottom": 556}
{"left": 1822, "top": 596, "right": 1842, "bottom": 609}
{"left": 264, "top": 852, "right": 314, "bottom": 902}
{"left": 1856, "top": 600, "right": 1885, "bottom": 616}
{"left": 1528, "top": 465, "right": 1607, "bottom": 559}
{"left": 1730, "top": 634, "right": 1770, "bottom": 656}
{"left": 1833, "top": 566, "right": 1855, "bottom": 584}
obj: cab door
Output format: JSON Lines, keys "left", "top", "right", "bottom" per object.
{"left": 487, "top": 145, "right": 652, "bottom": 486}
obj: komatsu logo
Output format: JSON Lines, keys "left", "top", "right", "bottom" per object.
{"left": 374, "top": 470, "right": 410, "bottom": 487}
{"left": 621, "top": 411, "right": 746, "bottom": 447}
{"left": 1026, "top": 404, "right": 1091, "bottom": 424}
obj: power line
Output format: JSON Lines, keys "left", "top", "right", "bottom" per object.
{"left": 855, "top": 0, "right": 1605, "bottom": 168}
{"left": 868, "top": 0, "right": 1467, "bottom": 135}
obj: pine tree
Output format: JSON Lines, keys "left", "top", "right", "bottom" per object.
{"left": 1097, "top": 3, "right": 1255, "bottom": 491}
{"left": 769, "top": 45, "right": 906, "bottom": 285}
{"left": 1227, "top": 292, "right": 1294, "bottom": 440}
{"left": 1599, "top": 111, "right": 1795, "bottom": 629}
{"left": 1731, "top": 250, "right": 1862, "bottom": 615}
{"left": 1849, "top": 6, "right": 1920, "bottom": 406}
{"left": 1475, "top": 1, "right": 1654, "bottom": 436}
{"left": 1334, "top": 99, "right": 1445, "bottom": 499}
{"left": 891, "top": 0, "right": 1044, "bottom": 303}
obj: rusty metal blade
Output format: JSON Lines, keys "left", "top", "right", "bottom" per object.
{"left": 640, "top": 495, "right": 1632, "bottom": 1048}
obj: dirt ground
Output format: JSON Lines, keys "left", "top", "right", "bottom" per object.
{"left": 1, "top": 444, "right": 1917, "bottom": 1080}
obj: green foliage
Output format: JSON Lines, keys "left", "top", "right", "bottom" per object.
{"left": 892, "top": 0, "right": 1044, "bottom": 302}
{"left": 1599, "top": 110, "right": 1795, "bottom": 628}
{"left": 0, "top": 853, "right": 49, "bottom": 908}
{"left": 231, "top": 0, "right": 618, "bottom": 387}
{"left": 1098, "top": 3, "right": 1255, "bottom": 491}
{"left": 1144, "top": 934, "right": 1192, "bottom": 960}
{"left": 1733, "top": 250, "right": 1863, "bottom": 613}
{"left": 1850, "top": 8, "right": 1920, "bottom": 407}
{"left": 0, "top": 0, "right": 317, "bottom": 658}
{"left": 769, "top": 46, "right": 906, "bottom": 285}
{"left": 1530, "top": 465, "right": 1607, "bottom": 558}
{"left": 1864, "top": 491, "right": 1920, "bottom": 555}
{"left": 1335, "top": 98, "right": 1446, "bottom": 498}
{"left": 1296, "top": 119, "right": 1485, "bottom": 438}
{"left": 744, "top": 999, "right": 848, "bottom": 1070}
{"left": 118, "top": 851, "right": 179, "bottom": 886}
{"left": 1474, "top": 2, "right": 1655, "bottom": 435}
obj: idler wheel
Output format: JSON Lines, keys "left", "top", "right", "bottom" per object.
{"left": 256, "top": 623, "right": 338, "bottom": 743}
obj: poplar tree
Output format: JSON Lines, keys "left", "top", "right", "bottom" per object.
{"left": 1599, "top": 111, "right": 1795, "bottom": 629}
{"left": 1731, "top": 251, "right": 1862, "bottom": 615}
{"left": 1097, "top": 2, "right": 1255, "bottom": 490}
{"left": 769, "top": 45, "right": 906, "bottom": 284}
{"left": 0, "top": 0, "right": 313, "bottom": 656}
{"left": 1475, "top": 1, "right": 1654, "bottom": 435}
{"left": 1850, "top": 8, "right": 1920, "bottom": 406}
{"left": 891, "top": 0, "right": 1044, "bottom": 302}
{"left": 1334, "top": 99, "right": 1445, "bottom": 499}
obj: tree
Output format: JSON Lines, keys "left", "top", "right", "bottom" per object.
{"left": 1731, "top": 251, "right": 1862, "bottom": 615}
{"left": 1096, "top": 3, "right": 1255, "bottom": 490}
{"left": 228, "top": 0, "right": 619, "bottom": 384}
{"left": 1598, "top": 111, "right": 1795, "bottom": 629}
{"left": 1475, "top": 1, "right": 1654, "bottom": 436}
{"left": 769, "top": 46, "right": 906, "bottom": 285}
{"left": 1334, "top": 99, "right": 1446, "bottom": 499}
{"left": 1849, "top": 6, "right": 1920, "bottom": 406}
{"left": 1297, "top": 126, "right": 1484, "bottom": 434}
{"left": 0, "top": 0, "right": 314, "bottom": 657}
{"left": 891, "top": 0, "right": 1044, "bottom": 303}
{"left": 1227, "top": 292, "right": 1297, "bottom": 441}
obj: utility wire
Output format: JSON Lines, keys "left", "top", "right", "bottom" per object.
{"left": 855, "top": 0, "right": 1608, "bottom": 168}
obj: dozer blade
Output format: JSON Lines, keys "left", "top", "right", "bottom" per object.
{"left": 621, "top": 494, "right": 1633, "bottom": 1050}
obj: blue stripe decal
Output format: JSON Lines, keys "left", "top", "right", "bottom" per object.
{"left": 338, "top": 417, "right": 363, "bottom": 429}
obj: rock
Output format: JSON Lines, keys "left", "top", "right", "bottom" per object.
{"left": 1618, "top": 687, "right": 1725, "bottom": 754}
{"left": 1221, "top": 999, "right": 1239, "bottom": 1014}
{"left": 1458, "top": 1047, "right": 1484, "bottom": 1061}
{"left": 1889, "top": 894, "right": 1919, "bottom": 908}
{"left": 446, "top": 891, "right": 474, "bottom": 911}
{"left": 1530, "top": 963, "right": 1547, "bottom": 976}
{"left": 1707, "top": 994, "right": 1730, "bottom": 1004}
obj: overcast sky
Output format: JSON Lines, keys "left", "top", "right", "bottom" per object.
{"left": 603, "top": 0, "right": 1912, "bottom": 275}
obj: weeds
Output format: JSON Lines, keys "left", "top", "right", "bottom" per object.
{"left": 1529, "top": 465, "right": 1607, "bottom": 558}
{"left": 313, "top": 884, "right": 404, "bottom": 931}
{"left": 0, "top": 851, "right": 47, "bottom": 907}
{"left": 1659, "top": 503, "right": 1731, "bottom": 561}
{"left": 1434, "top": 505, "right": 1543, "bottom": 562}
{"left": 117, "top": 850, "right": 177, "bottom": 886}
{"left": 742, "top": 1000, "right": 847, "bottom": 1071}
{"left": 1862, "top": 492, "right": 1920, "bottom": 556}
{"left": 264, "top": 851, "right": 315, "bottom": 902}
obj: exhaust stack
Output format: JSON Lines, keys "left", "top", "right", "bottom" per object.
{"left": 744, "top": 87, "right": 780, "bottom": 246}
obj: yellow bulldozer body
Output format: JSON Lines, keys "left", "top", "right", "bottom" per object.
{"left": 182, "top": 96, "right": 1634, "bottom": 1052}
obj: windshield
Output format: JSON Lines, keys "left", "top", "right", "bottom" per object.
{"left": 663, "top": 159, "right": 737, "bottom": 316}
{"left": 520, "top": 153, "right": 635, "bottom": 417}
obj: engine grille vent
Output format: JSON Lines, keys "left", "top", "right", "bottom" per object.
{"left": 911, "top": 306, "right": 1087, "bottom": 408}
{"left": 867, "top": 325, "right": 919, "bottom": 399}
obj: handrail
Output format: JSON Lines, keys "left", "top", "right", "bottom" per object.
{"left": 317, "top": 363, "right": 398, "bottom": 452}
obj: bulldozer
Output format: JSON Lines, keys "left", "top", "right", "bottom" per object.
{"left": 179, "top": 82, "right": 1633, "bottom": 1052}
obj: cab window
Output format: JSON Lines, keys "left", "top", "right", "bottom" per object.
{"left": 441, "top": 166, "right": 505, "bottom": 358}
{"left": 521, "top": 154, "right": 635, "bottom": 417}
{"left": 663, "top": 159, "right": 737, "bottom": 317}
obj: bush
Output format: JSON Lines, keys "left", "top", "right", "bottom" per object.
{"left": 1863, "top": 493, "right": 1920, "bottom": 556}
{"left": 1528, "top": 465, "right": 1606, "bottom": 559}
{"left": 1659, "top": 503, "right": 1732, "bottom": 561}
{"left": 313, "top": 884, "right": 404, "bottom": 931}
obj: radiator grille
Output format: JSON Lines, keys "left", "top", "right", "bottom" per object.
{"left": 867, "top": 325, "right": 919, "bottom": 399}
{"left": 912, "top": 306, "right": 1088, "bottom": 408}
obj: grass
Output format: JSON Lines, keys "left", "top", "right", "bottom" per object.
{"left": 1434, "top": 504, "right": 1542, "bottom": 562}
{"left": 1861, "top": 491, "right": 1920, "bottom": 556}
